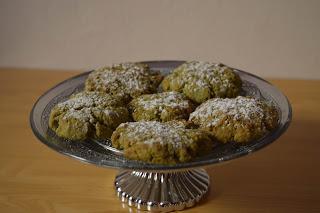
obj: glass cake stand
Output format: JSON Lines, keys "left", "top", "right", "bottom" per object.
{"left": 30, "top": 61, "right": 292, "bottom": 212}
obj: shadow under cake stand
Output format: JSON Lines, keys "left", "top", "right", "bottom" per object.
{"left": 30, "top": 61, "right": 292, "bottom": 211}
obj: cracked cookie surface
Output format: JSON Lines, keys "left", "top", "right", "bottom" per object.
{"left": 189, "top": 96, "right": 278, "bottom": 143}
{"left": 49, "top": 91, "right": 129, "bottom": 140}
{"left": 85, "top": 62, "right": 163, "bottom": 103}
{"left": 111, "top": 121, "right": 216, "bottom": 164}
{"left": 129, "top": 91, "right": 195, "bottom": 122}
{"left": 162, "top": 61, "right": 242, "bottom": 103}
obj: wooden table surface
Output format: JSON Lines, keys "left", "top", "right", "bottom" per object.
{"left": 0, "top": 69, "right": 319, "bottom": 213}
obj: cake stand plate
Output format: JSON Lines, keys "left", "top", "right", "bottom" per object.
{"left": 30, "top": 61, "right": 292, "bottom": 212}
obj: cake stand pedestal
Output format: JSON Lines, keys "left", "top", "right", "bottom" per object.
{"left": 115, "top": 168, "right": 209, "bottom": 211}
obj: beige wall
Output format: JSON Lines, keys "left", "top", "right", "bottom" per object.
{"left": 0, "top": 0, "right": 319, "bottom": 79}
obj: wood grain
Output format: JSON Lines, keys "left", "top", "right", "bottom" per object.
{"left": 0, "top": 69, "right": 319, "bottom": 213}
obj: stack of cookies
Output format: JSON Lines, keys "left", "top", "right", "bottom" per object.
{"left": 49, "top": 61, "right": 278, "bottom": 165}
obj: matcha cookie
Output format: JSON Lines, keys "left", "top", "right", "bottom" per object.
{"left": 49, "top": 91, "right": 129, "bottom": 140}
{"left": 111, "top": 121, "right": 216, "bottom": 164}
{"left": 189, "top": 96, "right": 278, "bottom": 143}
{"left": 85, "top": 62, "right": 163, "bottom": 103}
{"left": 129, "top": 91, "right": 195, "bottom": 122}
{"left": 162, "top": 61, "right": 242, "bottom": 103}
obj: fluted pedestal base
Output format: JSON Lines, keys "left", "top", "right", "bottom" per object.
{"left": 114, "top": 169, "right": 210, "bottom": 211}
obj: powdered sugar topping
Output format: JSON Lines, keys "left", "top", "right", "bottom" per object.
{"left": 87, "top": 62, "right": 159, "bottom": 96}
{"left": 135, "top": 91, "right": 191, "bottom": 110}
{"left": 118, "top": 121, "right": 192, "bottom": 148}
{"left": 182, "top": 61, "right": 226, "bottom": 73}
{"left": 56, "top": 92, "right": 123, "bottom": 122}
{"left": 63, "top": 108, "right": 95, "bottom": 123}
{"left": 174, "top": 61, "right": 239, "bottom": 93}
{"left": 57, "top": 92, "right": 111, "bottom": 110}
{"left": 189, "top": 96, "right": 265, "bottom": 127}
